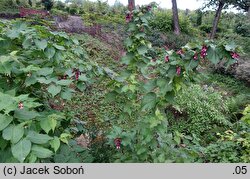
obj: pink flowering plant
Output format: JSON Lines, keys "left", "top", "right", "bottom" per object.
{"left": 106, "top": 3, "right": 242, "bottom": 162}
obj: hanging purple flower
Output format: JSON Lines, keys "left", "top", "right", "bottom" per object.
{"left": 114, "top": 138, "right": 122, "bottom": 150}
{"left": 200, "top": 45, "right": 207, "bottom": 59}
{"left": 231, "top": 52, "right": 240, "bottom": 59}
{"left": 125, "top": 13, "right": 133, "bottom": 23}
{"left": 165, "top": 55, "right": 169, "bottom": 62}
{"left": 176, "top": 66, "right": 181, "bottom": 76}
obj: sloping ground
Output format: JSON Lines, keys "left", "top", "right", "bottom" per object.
{"left": 54, "top": 15, "right": 126, "bottom": 61}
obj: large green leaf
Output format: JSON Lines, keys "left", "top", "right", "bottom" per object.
{"left": 6, "top": 21, "right": 27, "bottom": 39}
{"left": 141, "top": 92, "right": 157, "bottom": 111}
{"left": 157, "top": 78, "right": 173, "bottom": 96}
{"left": 45, "top": 47, "right": 56, "bottom": 59}
{"left": 2, "top": 125, "right": 24, "bottom": 144}
{"left": 124, "top": 38, "right": 133, "bottom": 47}
{"left": 48, "top": 85, "right": 61, "bottom": 97}
{"left": 40, "top": 115, "right": 57, "bottom": 134}
{"left": 0, "top": 56, "right": 12, "bottom": 75}
{"left": 143, "top": 79, "right": 156, "bottom": 92}
{"left": 121, "top": 53, "right": 134, "bottom": 65}
{"left": 14, "top": 109, "right": 40, "bottom": 121}
{"left": 60, "top": 89, "right": 72, "bottom": 100}
{"left": 56, "top": 80, "right": 73, "bottom": 86}
{"left": 50, "top": 137, "right": 60, "bottom": 152}
{"left": 0, "top": 92, "right": 15, "bottom": 112}
{"left": 27, "top": 131, "right": 53, "bottom": 144}
{"left": 53, "top": 44, "right": 65, "bottom": 51}
{"left": 137, "top": 45, "right": 148, "bottom": 55}
{"left": 0, "top": 114, "right": 13, "bottom": 131}
{"left": 207, "top": 45, "right": 221, "bottom": 64}
{"left": 31, "top": 145, "right": 53, "bottom": 159}
{"left": 37, "top": 68, "right": 54, "bottom": 76}
{"left": 11, "top": 138, "right": 31, "bottom": 162}
{"left": 35, "top": 39, "right": 48, "bottom": 50}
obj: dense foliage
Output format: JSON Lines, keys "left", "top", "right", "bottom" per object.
{"left": 0, "top": 19, "right": 100, "bottom": 162}
{"left": 0, "top": 1, "right": 249, "bottom": 163}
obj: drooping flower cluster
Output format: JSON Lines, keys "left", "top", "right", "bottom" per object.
{"left": 200, "top": 45, "right": 207, "bottom": 58}
{"left": 176, "top": 66, "right": 181, "bottom": 76}
{"left": 73, "top": 68, "right": 80, "bottom": 81}
{"left": 147, "top": 5, "right": 152, "bottom": 11}
{"left": 125, "top": 12, "right": 133, "bottom": 23}
{"left": 114, "top": 138, "right": 122, "bottom": 150}
{"left": 165, "top": 55, "right": 169, "bottom": 62}
{"left": 231, "top": 52, "right": 240, "bottom": 59}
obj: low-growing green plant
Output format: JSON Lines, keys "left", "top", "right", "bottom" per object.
{"left": 205, "top": 127, "right": 250, "bottom": 162}
{"left": 168, "top": 84, "right": 231, "bottom": 142}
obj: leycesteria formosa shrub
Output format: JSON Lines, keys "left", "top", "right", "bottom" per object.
{"left": 0, "top": 20, "right": 99, "bottom": 162}
{"left": 106, "top": 3, "right": 242, "bottom": 162}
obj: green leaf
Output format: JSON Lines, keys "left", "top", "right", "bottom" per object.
{"left": 143, "top": 79, "right": 156, "bottom": 92}
{"left": 156, "top": 78, "right": 173, "bottom": 96}
{"left": 0, "top": 114, "right": 13, "bottom": 131}
{"left": 22, "top": 38, "right": 32, "bottom": 49}
{"left": 14, "top": 109, "right": 40, "bottom": 121}
{"left": 135, "top": 32, "right": 145, "bottom": 39}
{"left": 27, "top": 153, "right": 37, "bottom": 163}
{"left": 50, "top": 137, "right": 60, "bottom": 152}
{"left": 0, "top": 56, "right": 12, "bottom": 75}
{"left": 128, "top": 23, "right": 136, "bottom": 31}
{"left": 121, "top": 53, "right": 134, "bottom": 65}
{"left": 2, "top": 125, "right": 24, "bottom": 144}
{"left": 60, "top": 133, "right": 71, "bottom": 144}
{"left": 40, "top": 115, "right": 58, "bottom": 134}
{"left": 25, "top": 75, "right": 38, "bottom": 86}
{"left": 53, "top": 44, "right": 65, "bottom": 51}
{"left": 31, "top": 145, "right": 53, "bottom": 159}
{"left": 207, "top": 45, "right": 221, "bottom": 64}
{"left": 45, "top": 47, "right": 56, "bottom": 59}
{"left": 27, "top": 131, "right": 53, "bottom": 144}
{"left": 174, "top": 135, "right": 181, "bottom": 145}
{"left": 6, "top": 21, "right": 27, "bottom": 39}
{"left": 37, "top": 68, "right": 54, "bottom": 76}
{"left": 11, "top": 138, "right": 31, "bottom": 162}
{"left": 40, "top": 118, "right": 51, "bottom": 134}
{"left": 37, "top": 77, "right": 52, "bottom": 84}
{"left": 56, "top": 80, "right": 73, "bottom": 86}
{"left": 35, "top": 39, "right": 48, "bottom": 50}
{"left": 141, "top": 92, "right": 157, "bottom": 111}
{"left": 72, "top": 38, "right": 79, "bottom": 45}
{"left": 124, "top": 38, "right": 133, "bottom": 47}
{"left": 78, "top": 74, "right": 88, "bottom": 82}
{"left": 0, "top": 92, "right": 15, "bottom": 112}
{"left": 48, "top": 85, "right": 61, "bottom": 97}
{"left": 60, "top": 89, "right": 72, "bottom": 100}
{"left": 137, "top": 45, "right": 148, "bottom": 55}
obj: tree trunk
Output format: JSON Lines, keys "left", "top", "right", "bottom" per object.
{"left": 172, "top": 0, "right": 181, "bottom": 35}
{"left": 210, "top": 1, "right": 224, "bottom": 39}
{"left": 128, "top": 0, "right": 135, "bottom": 11}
